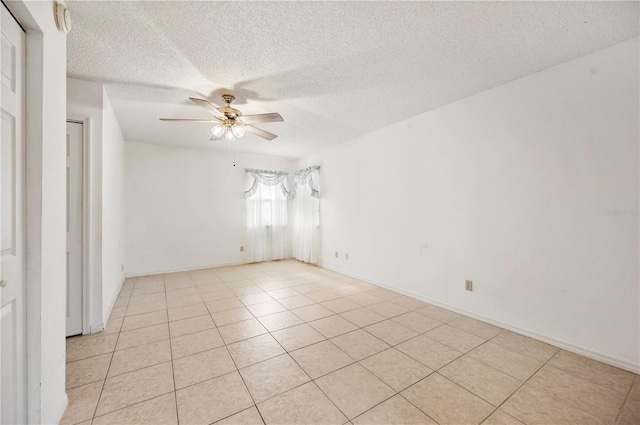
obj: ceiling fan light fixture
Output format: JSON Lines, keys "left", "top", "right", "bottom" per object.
{"left": 162, "top": 96, "right": 282, "bottom": 142}
{"left": 232, "top": 124, "right": 245, "bottom": 138}
{"left": 225, "top": 128, "right": 236, "bottom": 142}
{"left": 211, "top": 124, "right": 225, "bottom": 138}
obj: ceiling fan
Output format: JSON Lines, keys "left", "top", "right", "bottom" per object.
{"left": 160, "top": 94, "right": 283, "bottom": 141}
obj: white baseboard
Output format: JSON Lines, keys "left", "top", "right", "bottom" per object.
{"left": 88, "top": 321, "right": 105, "bottom": 334}
{"left": 51, "top": 393, "right": 69, "bottom": 425}
{"left": 125, "top": 260, "right": 249, "bottom": 278}
{"left": 125, "top": 257, "right": 303, "bottom": 278}
{"left": 319, "top": 263, "right": 640, "bottom": 374}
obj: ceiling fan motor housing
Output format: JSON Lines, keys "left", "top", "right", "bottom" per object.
{"left": 219, "top": 106, "right": 242, "bottom": 118}
{"left": 220, "top": 94, "right": 242, "bottom": 118}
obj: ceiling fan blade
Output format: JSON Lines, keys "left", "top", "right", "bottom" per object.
{"left": 239, "top": 112, "right": 284, "bottom": 124}
{"left": 160, "top": 118, "right": 216, "bottom": 122}
{"left": 189, "top": 97, "right": 223, "bottom": 117}
{"left": 245, "top": 125, "right": 277, "bottom": 141}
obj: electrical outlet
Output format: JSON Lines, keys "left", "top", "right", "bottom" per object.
{"left": 335, "top": 251, "right": 339, "bottom": 258}
{"left": 465, "top": 280, "right": 473, "bottom": 291}
{"left": 345, "top": 253, "right": 349, "bottom": 260}
{"left": 240, "top": 246, "right": 244, "bottom": 252}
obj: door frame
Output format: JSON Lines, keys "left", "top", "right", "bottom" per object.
{"left": 1, "top": 1, "right": 27, "bottom": 422}
{"left": 1, "top": 1, "right": 59, "bottom": 422}
{"left": 66, "top": 117, "right": 91, "bottom": 335}
{"left": 2, "top": 0, "right": 70, "bottom": 422}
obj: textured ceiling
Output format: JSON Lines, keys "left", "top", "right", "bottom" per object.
{"left": 67, "top": 1, "right": 639, "bottom": 158}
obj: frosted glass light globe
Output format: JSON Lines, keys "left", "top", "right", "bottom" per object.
{"left": 211, "top": 124, "right": 225, "bottom": 138}
{"left": 232, "top": 125, "right": 245, "bottom": 138}
{"left": 225, "top": 129, "right": 236, "bottom": 142}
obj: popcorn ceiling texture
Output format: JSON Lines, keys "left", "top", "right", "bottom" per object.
{"left": 66, "top": 1, "right": 639, "bottom": 158}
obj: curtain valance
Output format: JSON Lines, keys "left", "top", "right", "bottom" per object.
{"left": 291, "top": 165, "right": 321, "bottom": 199}
{"left": 244, "top": 168, "right": 290, "bottom": 199}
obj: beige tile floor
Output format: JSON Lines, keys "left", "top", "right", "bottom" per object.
{"left": 61, "top": 260, "right": 639, "bottom": 425}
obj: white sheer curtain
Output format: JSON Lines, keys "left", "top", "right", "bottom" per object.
{"left": 291, "top": 166, "right": 320, "bottom": 264}
{"left": 244, "top": 169, "right": 289, "bottom": 263}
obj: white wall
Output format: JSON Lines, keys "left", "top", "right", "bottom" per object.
{"left": 296, "top": 38, "right": 639, "bottom": 372}
{"left": 101, "top": 90, "right": 126, "bottom": 324}
{"left": 125, "top": 142, "right": 293, "bottom": 276}
{"left": 8, "top": 0, "right": 68, "bottom": 422}
{"left": 67, "top": 78, "right": 126, "bottom": 330}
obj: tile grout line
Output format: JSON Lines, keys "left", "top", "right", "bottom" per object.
{"left": 90, "top": 391, "right": 175, "bottom": 424}
{"left": 84, "top": 283, "right": 131, "bottom": 423}
{"left": 162, "top": 274, "right": 182, "bottom": 425}
{"left": 461, "top": 337, "right": 537, "bottom": 382}
{"left": 296, "top": 296, "right": 441, "bottom": 422}
{"left": 202, "top": 282, "right": 267, "bottom": 424}
{"left": 239, "top": 295, "right": 429, "bottom": 422}
{"left": 398, "top": 393, "right": 442, "bottom": 425}
{"left": 214, "top": 269, "right": 354, "bottom": 418}
{"left": 373, "top": 316, "right": 485, "bottom": 416}
{"left": 88, "top": 275, "right": 174, "bottom": 423}
{"left": 217, "top": 279, "right": 352, "bottom": 422}
{"left": 83, "top": 281, "right": 453, "bottom": 423}
{"left": 395, "top": 349, "right": 483, "bottom": 423}
{"left": 314, "top": 326, "right": 432, "bottom": 423}
{"left": 307, "top": 313, "right": 443, "bottom": 424}
{"left": 207, "top": 405, "right": 262, "bottom": 425}
{"left": 423, "top": 328, "right": 537, "bottom": 422}
{"left": 215, "top": 288, "right": 429, "bottom": 372}
{"left": 315, "top": 377, "right": 394, "bottom": 424}
{"left": 216, "top": 332, "right": 266, "bottom": 424}
{"left": 223, "top": 281, "right": 309, "bottom": 417}
{"left": 614, "top": 375, "right": 637, "bottom": 424}
{"left": 257, "top": 314, "right": 338, "bottom": 417}
{"left": 365, "top": 324, "right": 514, "bottom": 423}
{"left": 484, "top": 341, "right": 565, "bottom": 424}
{"left": 71, "top": 261, "right": 638, "bottom": 425}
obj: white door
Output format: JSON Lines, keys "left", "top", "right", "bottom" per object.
{"left": 66, "top": 122, "right": 83, "bottom": 336}
{"left": 0, "top": 3, "right": 26, "bottom": 424}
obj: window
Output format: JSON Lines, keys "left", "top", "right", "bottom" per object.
{"left": 244, "top": 169, "right": 289, "bottom": 262}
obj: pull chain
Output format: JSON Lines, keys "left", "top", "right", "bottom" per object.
{"left": 226, "top": 140, "right": 237, "bottom": 173}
